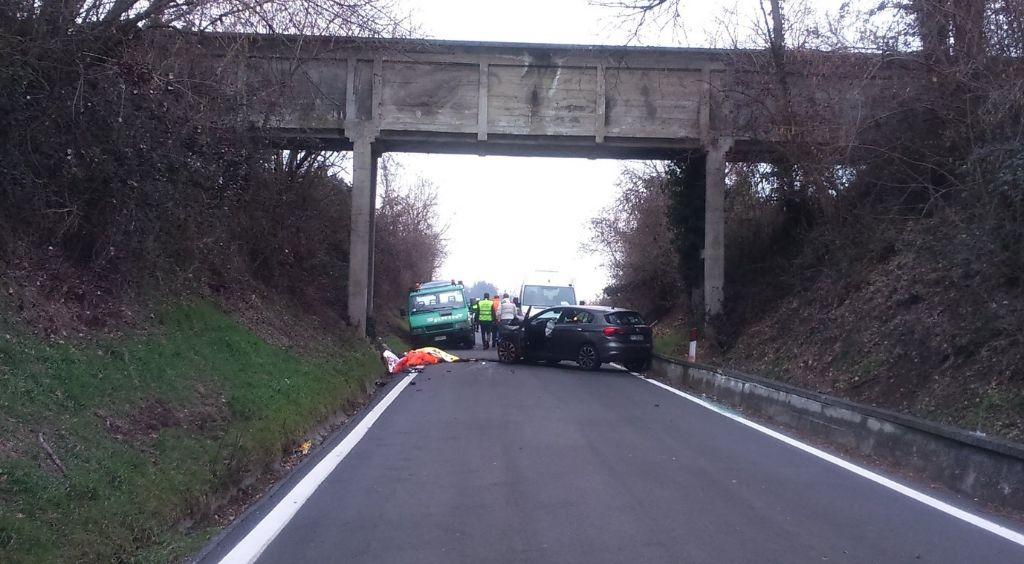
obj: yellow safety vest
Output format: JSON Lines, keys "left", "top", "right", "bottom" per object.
{"left": 477, "top": 299, "right": 494, "bottom": 322}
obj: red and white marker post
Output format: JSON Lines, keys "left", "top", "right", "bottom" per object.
{"left": 687, "top": 328, "right": 698, "bottom": 363}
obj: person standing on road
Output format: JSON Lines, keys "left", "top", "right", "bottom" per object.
{"left": 469, "top": 297, "right": 479, "bottom": 332}
{"left": 497, "top": 293, "right": 516, "bottom": 341}
{"left": 474, "top": 292, "right": 496, "bottom": 349}
{"left": 491, "top": 295, "right": 501, "bottom": 344}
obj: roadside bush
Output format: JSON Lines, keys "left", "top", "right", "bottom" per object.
{"left": 374, "top": 170, "right": 448, "bottom": 320}
{"left": 0, "top": 25, "right": 443, "bottom": 332}
{"left": 229, "top": 154, "right": 354, "bottom": 314}
{"left": 586, "top": 165, "right": 683, "bottom": 317}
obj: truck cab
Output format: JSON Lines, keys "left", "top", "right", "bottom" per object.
{"left": 405, "top": 280, "right": 475, "bottom": 348}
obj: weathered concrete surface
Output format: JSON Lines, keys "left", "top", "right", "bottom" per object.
{"left": 182, "top": 32, "right": 926, "bottom": 328}
{"left": 703, "top": 139, "right": 731, "bottom": 316}
{"left": 347, "top": 135, "right": 377, "bottom": 334}
{"left": 651, "top": 355, "right": 1024, "bottom": 512}
{"left": 193, "top": 33, "right": 923, "bottom": 161}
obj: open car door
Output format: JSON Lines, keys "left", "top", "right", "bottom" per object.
{"left": 496, "top": 306, "right": 531, "bottom": 363}
{"left": 497, "top": 306, "right": 564, "bottom": 363}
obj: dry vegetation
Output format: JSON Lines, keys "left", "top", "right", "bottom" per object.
{"left": 0, "top": 0, "right": 442, "bottom": 333}
{"left": 590, "top": 0, "right": 1024, "bottom": 440}
{"left": 0, "top": 1, "right": 443, "bottom": 560}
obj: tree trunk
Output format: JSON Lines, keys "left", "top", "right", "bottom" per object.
{"left": 762, "top": 0, "right": 797, "bottom": 197}
{"left": 913, "top": 0, "right": 952, "bottom": 64}
{"left": 951, "top": 0, "right": 986, "bottom": 64}
{"left": 769, "top": 0, "right": 785, "bottom": 54}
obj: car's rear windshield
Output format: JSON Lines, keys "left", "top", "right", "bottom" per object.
{"left": 605, "top": 311, "right": 645, "bottom": 325}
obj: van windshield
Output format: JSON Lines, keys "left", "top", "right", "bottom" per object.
{"left": 410, "top": 290, "right": 465, "bottom": 313}
{"left": 521, "top": 285, "right": 576, "bottom": 307}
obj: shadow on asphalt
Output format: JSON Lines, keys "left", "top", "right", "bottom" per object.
{"left": 434, "top": 333, "right": 647, "bottom": 378}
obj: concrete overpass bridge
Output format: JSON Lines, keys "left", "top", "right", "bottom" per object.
{"left": 190, "top": 33, "right": 923, "bottom": 333}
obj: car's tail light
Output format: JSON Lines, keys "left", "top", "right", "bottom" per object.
{"left": 603, "top": 327, "right": 626, "bottom": 336}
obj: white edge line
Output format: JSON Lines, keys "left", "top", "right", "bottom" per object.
{"left": 218, "top": 374, "right": 415, "bottom": 564}
{"left": 627, "top": 370, "right": 1024, "bottom": 548}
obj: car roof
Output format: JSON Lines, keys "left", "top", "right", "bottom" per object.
{"left": 578, "top": 305, "right": 638, "bottom": 313}
{"left": 532, "top": 305, "right": 636, "bottom": 314}
{"left": 411, "top": 284, "right": 460, "bottom": 295}
{"left": 419, "top": 280, "right": 459, "bottom": 290}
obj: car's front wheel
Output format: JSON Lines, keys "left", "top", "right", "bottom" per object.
{"left": 577, "top": 343, "right": 601, "bottom": 371}
{"left": 497, "top": 339, "right": 519, "bottom": 363}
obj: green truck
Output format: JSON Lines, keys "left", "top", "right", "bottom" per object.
{"left": 404, "top": 280, "right": 475, "bottom": 348}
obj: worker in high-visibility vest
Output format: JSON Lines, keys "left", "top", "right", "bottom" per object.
{"left": 473, "top": 292, "right": 496, "bottom": 349}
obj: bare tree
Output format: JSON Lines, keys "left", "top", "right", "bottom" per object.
{"left": 589, "top": 0, "right": 684, "bottom": 41}
{"left": 23, "top": 0, "right": 412, "bottom": 36}
{"left": 0, "top": 0, "right": 421, "bottom": 322}
{"left": 585, "top": 163, "right": 683, "bottom": 316}
{"left": 373, "top": 160, "right": 448, "bottom": 316}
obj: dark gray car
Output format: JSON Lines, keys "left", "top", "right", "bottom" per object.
{"left": 497, "top": 306, "right": 653, "bottom": 372}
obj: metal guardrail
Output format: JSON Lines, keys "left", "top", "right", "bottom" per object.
{"left": 651, "top": 354, "right": 1024, "bottom": 512}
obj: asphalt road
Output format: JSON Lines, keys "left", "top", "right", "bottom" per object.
{"left": 201, "top": 341, "right": 1024, "bottom": 563}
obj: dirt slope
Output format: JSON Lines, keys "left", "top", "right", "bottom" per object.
{"left": 720, "top": 218, "right": 1024, "bottom": 441}
{"left": 656, "top": 217, "right": 1023, "bottom": 442}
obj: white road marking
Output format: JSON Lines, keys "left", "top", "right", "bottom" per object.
{"left": 218, "top": 374, "right": 415, "bottom": 564}
{"left": 630, "top": 370, "right": 1024, "bottom": 548}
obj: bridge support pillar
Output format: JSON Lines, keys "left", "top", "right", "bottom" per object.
{"left": 348, "top": 135, "right": 378, "bottom": 336}
{"left": 703, "top": 138, "right": 732, "bottom": 317}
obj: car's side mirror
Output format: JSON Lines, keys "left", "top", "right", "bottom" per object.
{"left": 399, "top": 308, "right": 407, "bottom": 317}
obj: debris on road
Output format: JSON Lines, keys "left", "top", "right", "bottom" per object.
{"left": 384, "top": 346, "right": 465, "bottom": 374}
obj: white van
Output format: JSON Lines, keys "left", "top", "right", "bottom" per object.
{"left": 518, "top": 271, "right": 577, "bottom": 315}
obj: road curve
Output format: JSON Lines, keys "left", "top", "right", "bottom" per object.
{"left": 200, "top": 350, "right": 1024, "bottom": 563}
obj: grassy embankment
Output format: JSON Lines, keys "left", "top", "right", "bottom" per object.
{"left": 0, "top": 302, "right": 382, "bottom": 562}
{"left": 653, "top": 327, "right": 687, "bottom": 359}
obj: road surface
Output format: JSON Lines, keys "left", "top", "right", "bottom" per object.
{"left": 200, "top": 343, "right": 1024, "bottom": 563}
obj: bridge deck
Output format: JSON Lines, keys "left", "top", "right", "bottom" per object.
{"left": 192, "top": 33, "right": 916, "bottom": 160}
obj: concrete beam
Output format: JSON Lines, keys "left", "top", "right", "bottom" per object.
{"left": 478, "top": 62, "right": 489, "bottom": 141}
{"left": 704, "top": 137, "right": 733, "bottom": 317}
{"left": 699, "top": 67, "right": 711, "bottom": 146}
{"left": 366, "top": 152, "right": 379, "bottom": 334}
{"left": 195, "top": 32, "right": 930, "bottom": 162}
{"left": 347, "top": 134, "right": 377, "bottom": 335}
{"left": 595, "top": 64, "right": 606, "bottom": 143}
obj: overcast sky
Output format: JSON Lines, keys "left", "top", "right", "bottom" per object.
{"left": 383, "top": 0, "right": 849, "bottom": 301}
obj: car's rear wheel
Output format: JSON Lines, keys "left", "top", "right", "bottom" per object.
{"left": 623, "top": 359, "right": 650, "bottom": 372}
{"left": 577, "top": 344, "right": 601, "bottom": 371}
{"left": 497, "top": 339, "right": 518, "bottom": 363}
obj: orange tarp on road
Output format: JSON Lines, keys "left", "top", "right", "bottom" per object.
{"left": 390, "top": 347, "right": 461, "bottom": 373}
